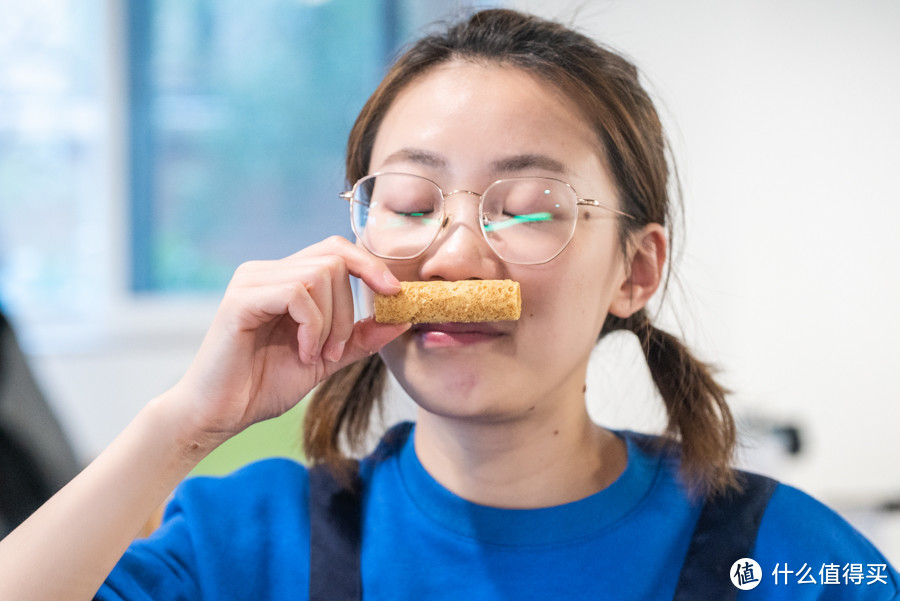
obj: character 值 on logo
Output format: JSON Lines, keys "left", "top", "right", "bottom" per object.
{"left": 731, "top": 558, "right": 762, "bottom": 591}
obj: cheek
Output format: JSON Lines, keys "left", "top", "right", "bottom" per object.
{"left": 514, "top": 278, "right": 606, "bottom": 374}
{"left": 518, "top": 250, "right": 623, "bottom": 337}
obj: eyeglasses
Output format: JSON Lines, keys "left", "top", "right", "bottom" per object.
{"left": 339, "top": 172, "right": 631, "bottom": 265}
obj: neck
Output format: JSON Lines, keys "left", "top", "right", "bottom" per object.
{"left": 412, "top": 407, "right": 627, "bottom": 509}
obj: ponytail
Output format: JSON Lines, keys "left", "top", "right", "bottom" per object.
{"left": 602, "top": 310, "right": 738, "bottom": 498}
{"left": 303, "top": 354, "right": 387, "bottom": 485}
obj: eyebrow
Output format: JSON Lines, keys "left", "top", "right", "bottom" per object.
{"left": 380, "top": 148, "right": 447, "bottom": 170}
{"left": 379, "top": 148, "right": 569, "bottom": 177}
{"left": 489, "top": 154, "right": 568, "bottom": 176}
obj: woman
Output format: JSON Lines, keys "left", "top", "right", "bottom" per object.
{"left": 1, "top": 9, "right": 896, "bottom": 600}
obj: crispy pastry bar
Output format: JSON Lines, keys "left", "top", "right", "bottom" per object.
{"left": 374, "top": 280, "right": 521, "bottom": 324}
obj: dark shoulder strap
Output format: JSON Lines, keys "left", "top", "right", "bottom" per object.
{"left": 307, "top": 423, "right": 413, "bottom": 600}
{"left": 308, "top": 428, "right": 774, "bottom": 601}
{"left": 308, "top": 462, "right": 363, "bottom": 601}
{"left": 672, "top": 471, "right": 778, "bottom": 600}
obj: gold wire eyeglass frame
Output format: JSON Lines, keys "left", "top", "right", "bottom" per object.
{"left": 339, "top": 171, "right": 633, "bottom": 265}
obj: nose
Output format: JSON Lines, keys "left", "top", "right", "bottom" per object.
{"left": 418, "top": 190, "right": 505, "bottom": 281}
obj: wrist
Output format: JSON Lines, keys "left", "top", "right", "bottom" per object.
{"left": 142, "top": 388, "right": 230, "bottom": 466}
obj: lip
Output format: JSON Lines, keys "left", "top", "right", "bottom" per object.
{"left": 411, "top": 322, "right": 509, "bottom": 348}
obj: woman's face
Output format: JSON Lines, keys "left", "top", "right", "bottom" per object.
{"left": 369, "top": 61, "right": 633, "bottom": 423}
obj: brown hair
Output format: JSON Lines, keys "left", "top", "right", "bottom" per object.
{"left": 304, "top": 8, "right": 737, "bottom": 497}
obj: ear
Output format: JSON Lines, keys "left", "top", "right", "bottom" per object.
{"left": 609, "top": 223, "right": 667, "bottom": 319}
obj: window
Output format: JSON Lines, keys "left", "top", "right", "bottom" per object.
{"left": 0, "top": 0, "right": 110, "bottom": 324}
{"left": 129, "top": 0, "right": 421, "bottom": 292}
{"left": 0, "top": 0, "right": 497, "bottom": 348}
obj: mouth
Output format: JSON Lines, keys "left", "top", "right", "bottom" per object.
{"left": 411, "top": 322, "right": 509, "bottom": 348}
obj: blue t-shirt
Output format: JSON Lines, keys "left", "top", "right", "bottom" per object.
{"left": 96, "top": 424, "right": 899, "bottom": 600}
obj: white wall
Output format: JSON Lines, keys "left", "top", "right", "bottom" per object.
{"left": 511, "top": 0, "right": 900, "bottom": 503}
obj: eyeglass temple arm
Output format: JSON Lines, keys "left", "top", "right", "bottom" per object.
{"left": 576, "top": 198, "right": 634, "bottom": 219}
{"left": 339, "top": 191, "right": 353, "bottom": 202}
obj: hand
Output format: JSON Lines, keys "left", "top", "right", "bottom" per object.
{"left": 168, "top": 236, "right": 408, "bottom": 446}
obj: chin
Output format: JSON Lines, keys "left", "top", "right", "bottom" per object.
{"left": 381, "top": 337, "right": 539, "bottom": 420}
{"left": 395, "top": 371, "right": 534, "bottom": 424}
{"left": 414, "top": 397, "right": 526, "bottom": 424}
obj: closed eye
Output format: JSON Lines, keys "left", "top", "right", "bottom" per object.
{"left": 483, "top": 211, "right": 553, "bottom": 232}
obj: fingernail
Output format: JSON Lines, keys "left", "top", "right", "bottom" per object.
{"left": 327, "top": 341, "right": 345, "bottom": 362}
{"left": 383, "top": 270, "right": 401, "bottom": 289}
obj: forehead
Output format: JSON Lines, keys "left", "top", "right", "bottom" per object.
{"left": 369, "top": 61, "right": 607, "bottom": 181}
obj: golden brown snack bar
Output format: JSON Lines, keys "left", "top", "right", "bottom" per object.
{"left": 374, "top": 280, "right": 521, "bottom": 324}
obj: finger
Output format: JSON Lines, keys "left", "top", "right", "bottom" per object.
{"left": 229, "top": 255, "right": 355, "bottom": 362}
{"left": 220, "top": 279, "right": 324, "bottom": 365}
{"left": 283, "top": 283, "right": 326, "bottom": 364}
{"left": 227, "top": 256, "right": 343, "bottom": 290}
{"left": 282, "top": 254, "right": 355, "bottom": 362}
{"left": 327, "top": 317, "right": 410, "bottom": 372}
{"left": 321, "top": 263, "right": 355, "bottom": 363}
{"left": 229, "top": 238, "right": 400, "bottom": 298}
{"left": 298, "top": 265, "right": 334, "bottom": 362}
{"left": 294, "top": 236, "right": 401, "bottom": 296}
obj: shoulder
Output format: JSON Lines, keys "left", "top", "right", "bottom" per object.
{"left": 750, "top": 480, "right": 900, "bottom": 593}
{"left": 758, "top": 481, "right": 891, "bottom": 556}
{"left": 178, "top": 456, "right": 310, "bottom": 498}
{"left": 99, "top": 458, "right": 315, "bottom": 599}
{"left": 620, "top": 433, "right": 898, "bottom": 578}
{"left": 166, "top": 457, "right": 312, "bottom": 528}
{"left": 163, "top": 457, "right": 315, "bottom": 564}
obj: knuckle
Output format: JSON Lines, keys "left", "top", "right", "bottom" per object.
{"left": 287, "top": 280, "right": 311, "bottom": 300}
{"left": 294, "top": 300, "right": 323, "bottom": 330}
{"left": 321, "top": 254, "right": 349, "bottom": 278}
{"left": 322, "top": 235, "right": 349, "bottom": 249}
{"left": 230, "top": 260, "right": 264, "bottom": 283}
{"left": 236, "top": 259, "right": 263, "bottom": 273}
{"left": 302, "top": 266, "right": 331, "bottom": 296}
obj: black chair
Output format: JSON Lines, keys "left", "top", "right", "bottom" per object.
{"left": 0, "top": 311, "right": 81, "bottom": 537}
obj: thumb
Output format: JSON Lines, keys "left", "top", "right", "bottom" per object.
{"left": 327, "top": 318, "right": 410, "bottom": 372}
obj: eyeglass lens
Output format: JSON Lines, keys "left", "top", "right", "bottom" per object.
{"left": 350, "top": 173, "right": 579, "bottom": 264}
